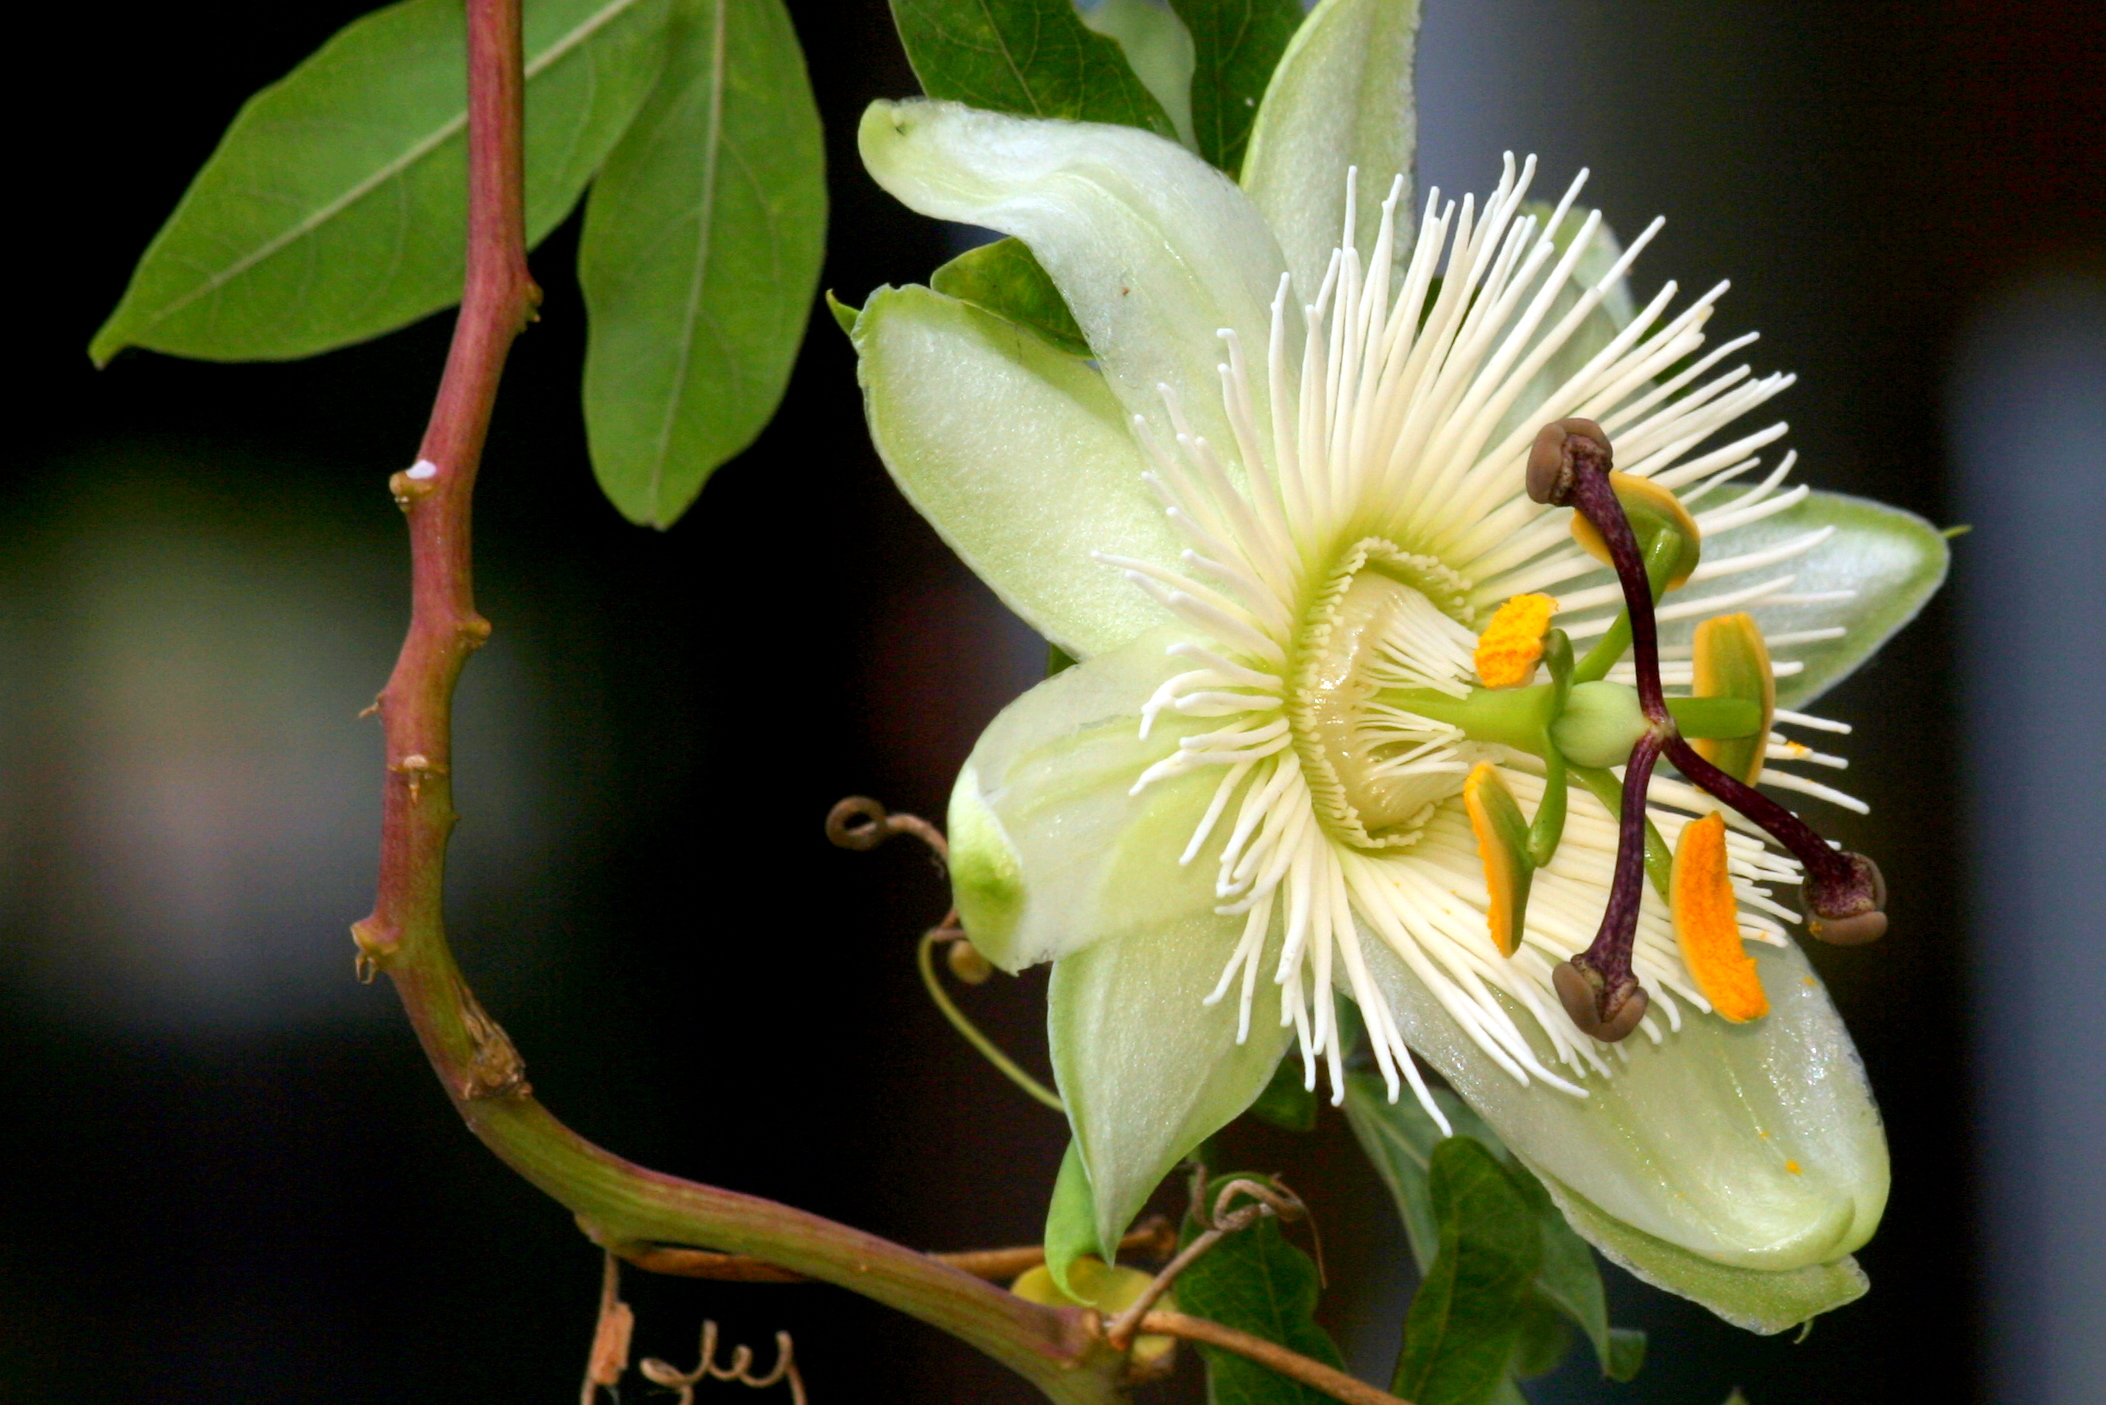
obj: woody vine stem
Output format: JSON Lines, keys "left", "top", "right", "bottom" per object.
{"left": 346, "top": 3, "right": 1410, "bottom": 1402}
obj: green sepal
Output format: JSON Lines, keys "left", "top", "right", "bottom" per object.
{"left": 1527, "top": 1164, "right": 1869, "bottom": 1337}
{"left": 1081, "top": 0, "right": 1198, "bottom": 150}
{"left": 1177, "top": 1174, "right": 1346, "bottom": 1405}
{"left": 890, "top": 0, "right": 1177, "bottom": 139}
{"left": 1391, "top": 1138, "right": 1544, "bottom": 1405}
{"left": 1044, "top": 1138, "right": 1108, "bottom": 1300}
{"left": 929, "top": 237, "right": 1091, "bottom": 357}
{"left": 826, "top": 289, "right": 861, "bottom": 336}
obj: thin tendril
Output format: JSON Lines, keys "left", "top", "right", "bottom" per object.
{"left": 918, "top": 928, "right": 1066, "bottom": 1113}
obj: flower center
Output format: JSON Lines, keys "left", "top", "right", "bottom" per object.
{"left": 1286, "top": 539, "right": 1480, "bottom": 850}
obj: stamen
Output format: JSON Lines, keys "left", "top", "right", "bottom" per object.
{"left": 1528, "top": 416, "right": 1888, "bottom": 978}
{"left": 1690, "top": 612, "right": 1776, "bottom": 785}
{"left": 1664, "top": 736, "right": 1887, "bottom": 943}
{"left": 1670, "top": 812, "right": 1769, "bottom": 1021}
{"left": 1463, "top": 762, "right": 1534, "bottom": 956}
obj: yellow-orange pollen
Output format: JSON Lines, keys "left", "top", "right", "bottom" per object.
{"left": 1670, "top": 811, "right": 1770, "bottom": 1022}
{"left": 1474, "top": 593, "right": 1558, "bottom": 688}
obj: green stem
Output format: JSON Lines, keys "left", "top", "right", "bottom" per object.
{"left": 920, "top": 931, "right": 1067, "bottom": 1112}
{"left": 1573, "top": 532, "right": 1682, "bottom": 685}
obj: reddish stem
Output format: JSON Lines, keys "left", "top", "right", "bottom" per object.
{"left": 343, "top": 6, "right": 1122, "bottom": 1402}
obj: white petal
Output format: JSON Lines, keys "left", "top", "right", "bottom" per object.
{"left": 858, "top": 99, "right": 1285, "bottom": 458}
{"left": 1049, "top": 901, "right": 1295, "bottom": 1256}
{"left": 1357, "top": 931, "right": 1889, "bottom": 1274}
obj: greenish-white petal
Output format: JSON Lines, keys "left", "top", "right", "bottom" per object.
{"left": 858, "top": 98, "right": 1285, "bottom": 455}
{"left": 1079, "top": 0, "right": 1198, "bottom": 151}
{"left": 1671, "top": 489, "right": 1950, "bottom": 710}
{"left": 1530, "top": 1170, "right": 1869, "bottom": 1335}
{"left": 1355, "top": 929, "right": 1888, "bottom": 1285}
{"left": 1050, "top": 899, "right": 1295, "bottom": 1256}
{"left": 1239, "top": 0, "right": 1421, "bottom": 298}
{"left": 853, "top": 283, "right": 1178, "bottom": 657}
{"left": 948, "top": 625, "right": 1229, "bottom": 970}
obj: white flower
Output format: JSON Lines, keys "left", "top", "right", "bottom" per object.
{"left": 849, "top": 65, "right": 1944, "bottom": 1332}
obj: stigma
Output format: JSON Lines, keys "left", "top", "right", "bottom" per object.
{"left": 1517, "top": 418, "right": 1889, "bottom": 1039}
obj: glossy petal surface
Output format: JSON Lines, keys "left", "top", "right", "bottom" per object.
{"left": 1357, "top": 928, "right": 1888, "bottom": 1277}
{"left": 1532, "top": 1170, "right": 1868, "bottom": 1334}
{"left": 858, "top": 98, "right": 1287, "bottom": 454}
{"left": 855, "top": 284, "right": 1178, "bottom": 656}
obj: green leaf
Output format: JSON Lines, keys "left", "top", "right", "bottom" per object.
{"left": 1177, "top": 1175, "right": 1345, "bottom": 1405}
{"left": 579, "top": 0, "right": 827, "bottom": 526}
{"left": 1391, "top": 1139, "right": 1542, "bottom": 1405}
{"left": 1342, "top": 1075, "right": 1642, "bottom": 1382}
{"left": 1166, "top": 0, "right": 1303, "bottom": 177}
{"left": 1245, "top": 1050, "right": 1317, "bottom": 1133}
{"left": 1045, "top": 1138, "right": 1108, "bottom": 1299}
{"left": 929, "top": 237, "right": 1091, "bottom": 356}
{"left": 1507, "top": 1294, "right": 1574, "bottom": 1380}
{"left": 890, "top": 0, "right": 1177, "bottom": 137}
{"left": 1607, "top": 1327, "right": 1647, "bottom": 1381}
{"left": 92, "top": 0, "right": 673, "bottom": 365}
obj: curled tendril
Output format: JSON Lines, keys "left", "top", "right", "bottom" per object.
{"left": 639, "top": 1321, "right": 807, "bottom": 1405}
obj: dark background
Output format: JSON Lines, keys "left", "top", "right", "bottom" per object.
{"left": 5, "top": 1, "right": 2101, "bottom": 1401}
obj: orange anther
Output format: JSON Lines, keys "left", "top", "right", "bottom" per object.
{"left": 1670, "top": 812, "right": 1769, "bottom": 1022}
{"left": 1464, "top": 762, "right": 1532, "bottom": 957}
{"left": 1474, "top": 594, "right": 1558, "bottom": 688}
